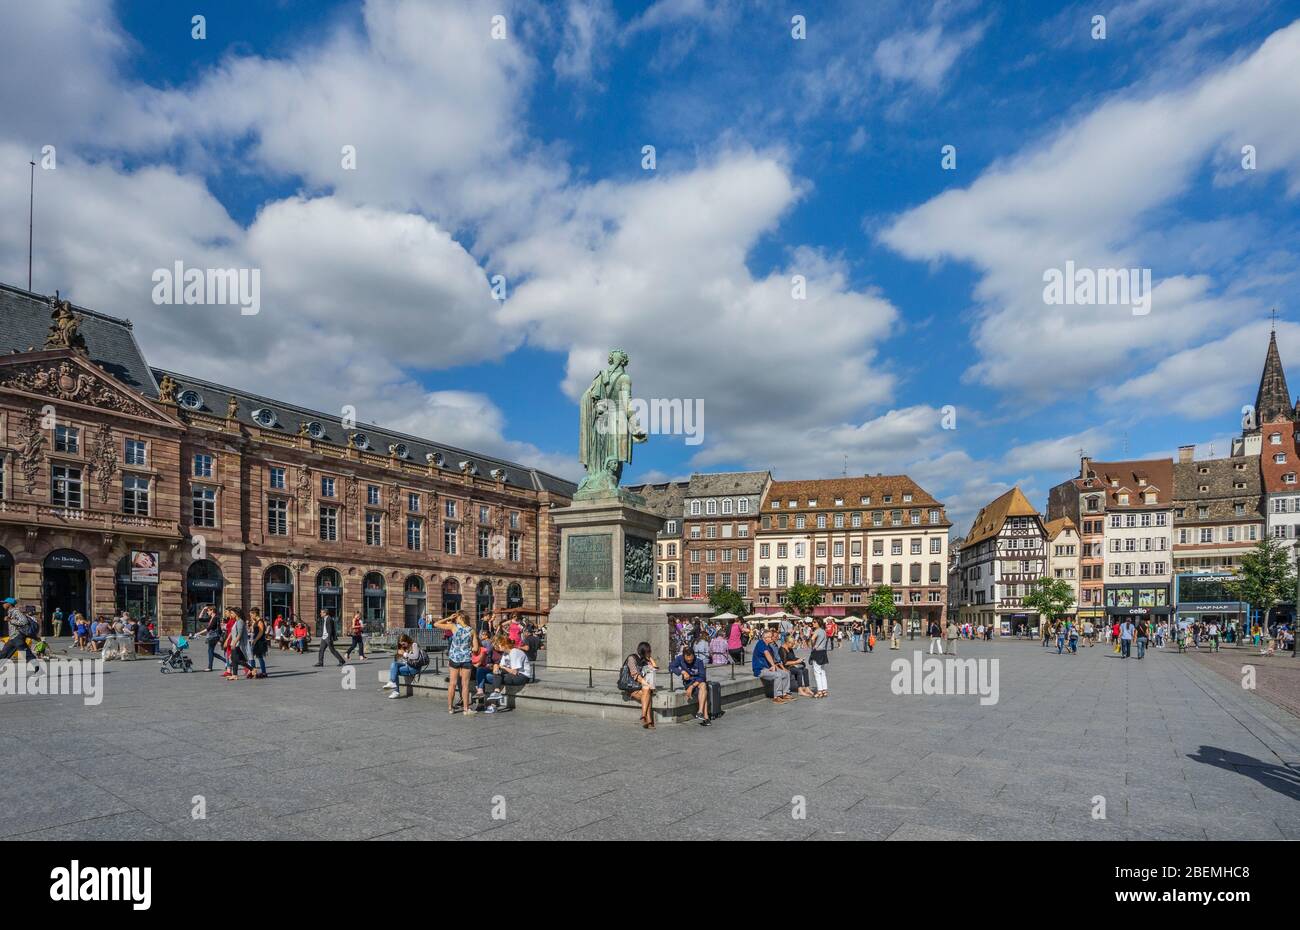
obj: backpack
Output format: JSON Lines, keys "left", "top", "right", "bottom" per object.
{"left": 408, "top": 646, "right": 431, "bottom": 670}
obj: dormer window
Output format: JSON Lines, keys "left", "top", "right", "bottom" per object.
{"left": 252, "top": 408, "right": 278, "bottom": 428}
{"left": 1276, "top": 453, "right": 1288, "bottom": 464}
{"left": 808, "top": 499, "right": 817, "bottom": 507}
{"left": 1144, "top": 492, "right": 1156, "bottom": 504}
{"left": 177, "top": 389, "right": 203, "bottom": 410}
{"left": 1286, "top": 473, "right": 1297, "bottom": 484}
{"left": 1198, "top": 467, "right": 1208, "bottom": 474}
{"left": 306, "top": 421, "right": 325, "bottom": 440}
{"left": 1118, "top": 493, "right": 1129, "bottom": 505}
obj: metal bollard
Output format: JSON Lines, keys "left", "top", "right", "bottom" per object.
{"left": 587, "top": 666, "right": 593, "bottom": 689}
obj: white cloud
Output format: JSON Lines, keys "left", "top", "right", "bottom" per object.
{"left": 873, "top": 23, "right": 984, "bottom": 91}
{"left": 554, "top": 0, "right": 617, "bottom": 82}
{"left": 881, "top": 20, "right": 1300, "bottom": 406}
{"left": 493, "top": 150, "right": 902, "bottom": 470}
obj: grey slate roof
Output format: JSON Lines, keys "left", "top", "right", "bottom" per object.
{"left": 685, "top": 470, "right": 770, "bottom": 498}
{"left": 1172, "top": 455, "right": 1264, "bottom": 525}
{"left": 153, "top": 367, "right": 576, "bottom": 496}
{"left": 0, "top": 282, "right": 159, "bottom": 397}
{"left": 625, "top": 481, "right": 688, "bottom": 534}
{"left": 0, "top": 281, "right": 574, "bottom": 497}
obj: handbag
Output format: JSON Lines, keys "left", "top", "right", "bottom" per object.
{"left": 810, "top": 649, "right": 829, "bottom": 666}
{"left": 617, "top": 657, "right": 639, "bottom": 691}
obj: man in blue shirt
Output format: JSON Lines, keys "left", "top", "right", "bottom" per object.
{"left": 751, "top": 628, "right": 793, "bottom": 704}
{"left": 670, "top": 645, "right": 711, "bottom": 726}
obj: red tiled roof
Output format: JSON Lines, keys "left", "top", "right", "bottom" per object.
{"left": 1259, "top": 419, "right": 1300, "bottom": 493}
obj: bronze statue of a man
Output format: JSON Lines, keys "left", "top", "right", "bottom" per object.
{"left": 577, "top": 349, "right": 646, "bottom": 496}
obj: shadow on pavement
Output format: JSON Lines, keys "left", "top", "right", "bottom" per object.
{"left": 1187, "top": 745, "right": 1300, "bottom": 802}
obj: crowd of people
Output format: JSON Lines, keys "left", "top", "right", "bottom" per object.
{"left": 384, "top": 610, "right": 543, "bottom": 713}
{"left": 622, "top": 614, "right": 851, "bottom": 729}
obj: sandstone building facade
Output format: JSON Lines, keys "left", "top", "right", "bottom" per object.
{"left": 0, "top": 283, "right": 573, "bottom": 635}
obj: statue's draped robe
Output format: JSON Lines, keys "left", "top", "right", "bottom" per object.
{"left": 578, "top": 367, "right": 635, "bottom": 481}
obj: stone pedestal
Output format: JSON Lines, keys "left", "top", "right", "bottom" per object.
{"left": 544, "top": 492, "right": 671, "bottom": 673}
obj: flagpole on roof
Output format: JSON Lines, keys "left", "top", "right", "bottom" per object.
{"left": 28, "top": 159, "right": 36, "bottom": 291}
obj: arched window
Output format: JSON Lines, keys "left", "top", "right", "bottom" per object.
{"left": 185, "top": 559, "right": 224, "bottom": 631}
{"left": 363, "top": 572, "right": 386, "bottom": 627}
{"left": 264, "top": 564, "right": 294, "bottom": 623}
{"left": 403, "top": 575, "right": 426, "bottom": 627}
{"left": 441, "top": 577, "right": 462, "bottom": 614}
{"left": 315, "top": 568, "right": 342, "bottom": 626}
{"left": 116, "top": 553, "right": 159, "bottom": 622}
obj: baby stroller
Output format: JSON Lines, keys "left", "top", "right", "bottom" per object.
{"left": 159, "top": 635, "right": 194, "bottom": 673}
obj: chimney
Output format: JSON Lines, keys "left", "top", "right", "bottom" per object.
{"left": 1079, "top": 455, "right": 1091, "bottom": 479}
{"left": 1177, "top": 445, "right": 1195, "bottom": 464}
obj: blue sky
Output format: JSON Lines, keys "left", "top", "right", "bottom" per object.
{"left": 2, "top": 0, "right": 1300, "bottom": 532}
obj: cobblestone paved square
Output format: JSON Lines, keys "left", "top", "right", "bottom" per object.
{"left": 2, "top": 638, "right": 1297, "bottom": 840}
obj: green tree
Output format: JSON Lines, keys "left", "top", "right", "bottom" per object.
{"left": 1224, "top": 537, "right": 1296, "bottom": 630}
{"left": 867, "top": 586, "right": 898, "bottom": 625}
{"left": 708, "top": 585, "right": 747, "bottom": 618}
{"left": 1022, "top": 577, "right": 1077, "bottom": 627}
{"left": 782, "top": 581, "right": 824, "bottom": 614}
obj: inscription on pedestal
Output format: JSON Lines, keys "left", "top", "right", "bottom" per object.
{"left": 566, "top": 533, "right": 613, "bottom": 592}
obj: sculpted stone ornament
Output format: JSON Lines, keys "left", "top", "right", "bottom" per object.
{"left": 44, "top": 295, "right": 88, "bottom": 353}
{"left": 226, "top": 395, "right": 239, "bottom": 419}
{"left": 87, "top": 423, "right": 119, "bottom": 504}
{"left": 3, "top": 360, "right": 152, "bottom": 418}
{"left": 17, "top": 409, "right": 45, "bottom": 494}
{"left": 157, "top": 374, "right": 178, "bottom": 404}
{"left": 577, "top": 349, "right": 647, "bottom": 500}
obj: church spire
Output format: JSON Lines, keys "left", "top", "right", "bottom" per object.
{"left": 1255, "top": 329, "right": 1293, "bottom": 426}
